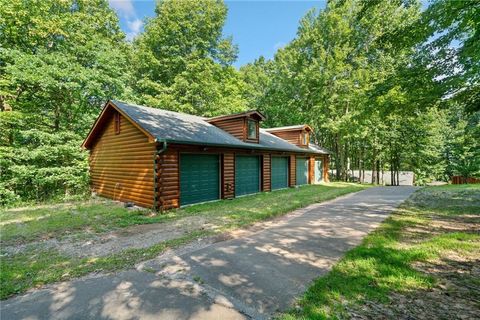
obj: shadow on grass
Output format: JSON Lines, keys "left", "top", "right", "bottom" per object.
{"left": 285, "top": 214, "right": 435, "bottom": 319}
{"left": 282, "top": 185, "right": 480, "bottom": 320}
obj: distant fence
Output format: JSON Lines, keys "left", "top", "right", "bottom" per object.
{"left": 349, "top": 170, "right": 414, "bottom": 186}
{"left": 451, "top": 176, "right": 480, "bottom": 184}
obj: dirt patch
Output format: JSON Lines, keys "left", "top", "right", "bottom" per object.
{"left": 2, "top": 199, "right": 316, "bottom": 259}
{"left": 348, "top": 255, "right": 480, "bottom": 320}
{"left": 2, "top": 215, "right": 219, "bottom": 258}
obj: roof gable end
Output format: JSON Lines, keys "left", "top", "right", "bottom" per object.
{"left": 81, "top": 101, "right": 155, "bottom": 149}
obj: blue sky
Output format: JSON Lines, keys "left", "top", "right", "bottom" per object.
{"left": 109, "top": 1, "right": 326, "bottom": 67}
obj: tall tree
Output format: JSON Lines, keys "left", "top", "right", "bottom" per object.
{"left": 132, "top": 0, "right": 246, "bottom": 116}
{"left": 247, "top": 0, "right": 423, "bottom": 180}
{"left": 0, "top": 0, "right": 129, "bottom": 205}
{"left": 0, "top": 0, "right": 129, "bottom": 132}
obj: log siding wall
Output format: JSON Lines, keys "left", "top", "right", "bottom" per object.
{"left": 309, "top": 156, "right": 315, "bottom": 184}
{"left": 269, "top": 130, "right": 309, "bottom": 148}
{"left": 158, "top": 148, "right": 179, "bottom": 210}
{"left": 289, "top": 155, "right": 296, "bottom": 186}
{"left": 262, "top": 154, "right": 271, "bottom": 192}
{"left": 223, "top": 153, "right": 235, "bottom": 199}
{"left": 89, "top": 112, "right": 156, "bottom": 208}
{"left": 323, "top": 155, "right": 330, "bottom": 182}
{"left": 209, "top": 118, "right": 245, "bottom": 140}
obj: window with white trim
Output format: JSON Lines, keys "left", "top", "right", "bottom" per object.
{"left": 247, "top": 119, "right": 257, "bottom": 139}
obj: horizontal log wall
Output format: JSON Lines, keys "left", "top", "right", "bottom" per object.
{"left": 89, "top": 112, "right": 156, "bottom": 208}
{"left": 223, "top": 153, "right": 235, "bottom": 199}
{"left": 309, "top": 156, "right": 315, "bottom": 184}
{"left": 209, "top": 118, "right": 245, "bottom": 140}
{"left": 323, "top": 155, "right": 330, "bottom": 182}
{"left": 289, "top": 155, "right": 296, "bottom": 186}
{"left": 262, "top": 154, "right": 271, "bottom": 192}
{"left": 269, "top": 130, "right": 303, "bottom": 147}
{"left": 158, "top": 149, "right": 179, "bottom": 210}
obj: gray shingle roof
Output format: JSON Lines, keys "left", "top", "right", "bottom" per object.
{"left": 112, "top": 100, "right": 328, "bottom": 154}
{"left": 308, "top": 143, "right": 331, "bottom": 154}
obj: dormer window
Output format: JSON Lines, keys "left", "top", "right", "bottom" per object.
{"left": 247, "top": 119, "right": 257, "bottom": 140}
{"left": 207, "top": 110, "right": 265, "bottom": 143}
{"left": 303, "top": 132, "right": 309, "bottom": 145}
{"left": 265, "top": 124, "right": 312, "bottom": 148}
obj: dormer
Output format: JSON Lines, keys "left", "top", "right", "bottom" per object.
{"left": 207, "top": 110, "right": 266, "bottom": 143}
{"left": 265, "top": 125, "right": 312, "bottom": 148}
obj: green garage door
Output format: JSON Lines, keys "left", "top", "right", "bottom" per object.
{"left": 235, "top": 155, "right": 260, "bottom": 196}
{"left": 271, "top": 156, "right": 289, "bottom": 190}
{"left": 180, "top": 154, "right": 219, "bottom": 206}
{"left": 296, "top": 157, "right": 309, "bottom": 185}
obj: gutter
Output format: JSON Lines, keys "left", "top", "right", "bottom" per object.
{"left": 153, "top": 139, "right": 168, "bottom": 211}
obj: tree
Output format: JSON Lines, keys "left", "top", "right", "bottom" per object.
{"left": 131, "top": 0, "right": 247, "bottom": 116}
{"left": 0, "top": 0, "right": 129, "bottom": 132}
{"left": 0, "top": 0, "right": 129, "bottom": 206}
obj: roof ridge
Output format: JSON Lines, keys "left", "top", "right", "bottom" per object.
{"left": 111, "top": 100, "right": 208, "bottom": 120}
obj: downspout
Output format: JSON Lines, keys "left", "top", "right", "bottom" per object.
{"left": 153, "top": 139, "right": 168, "bottom": 211}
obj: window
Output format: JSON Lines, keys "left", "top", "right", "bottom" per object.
{"left": 247, "top": 119, "right": 257, "bottom": 140}
{"left": 303, "top": 132, "right": 309, "bottom": 145}
{"left": 114, "top": 112, "right": 121, "bottom": 134}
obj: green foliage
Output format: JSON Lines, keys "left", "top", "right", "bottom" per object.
{"left": 444, "top": 105, "right": 480, "bottom": 178}
{"left": 0, "top": 0, "right": 129, "bottom": 206}
{"left": 241, "top": 0, "right": 478, "bottom": 184}
{"left": 0, "top": 129, "right": 89, "bottom": 206}
{"left": 131, "top": 0, "right": 247, "bottom": 116}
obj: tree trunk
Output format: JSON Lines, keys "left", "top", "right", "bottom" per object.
{"left": 371, "top": 151, "right": 377, "bottom": 184}
{"left": 359, "top": 153, "right": 363, "bottom": 184}
{"left": 335, "top": 134, "right": 341, "bottom": 181}
{"left": 376, "top": 160, "right": 380, "bottom": 185}
{"left": 390, "top": 157, "right": 394, "bottom": 186}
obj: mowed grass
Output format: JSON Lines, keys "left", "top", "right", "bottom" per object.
{"left": 282, "top": 184, "right": 480, "bottom": 319}
{"left": 0, "top": 182, "right": 366, "bottom": 299}
{"left": 0, "top": 183, "right": 365, "bottom": 246}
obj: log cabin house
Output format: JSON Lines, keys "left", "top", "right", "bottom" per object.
{"left": 82, "top": 100, "right": 330, "bottom": 210}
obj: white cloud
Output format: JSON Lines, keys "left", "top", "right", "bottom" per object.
{"left": 125, "top": 18, "right": 144, "bottom": 41}
{"left": 109, "top": 0, "right": 135, "bottom": 18}
{"left": 127, "top": 18, "right": 143, "bottom": 34}
{"left": 109, "top": 0, "right": 143, "bottom": 41}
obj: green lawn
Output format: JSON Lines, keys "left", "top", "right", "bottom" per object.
{"left": 282, "top": 184, "right": 480, "bottom": 319}
{"left": 0, "top": 182, "right": 366, "bottom": 299}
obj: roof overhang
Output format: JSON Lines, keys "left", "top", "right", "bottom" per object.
{"left": 206, "top": 110, "right": 266, "bottom": 122}
{"left": 265, "top": 124, "right": 313, "bottom": 133}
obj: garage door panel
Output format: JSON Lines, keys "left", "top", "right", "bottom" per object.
{"left": 235, "top": 155, "right": 260, "bottom": 196}
{"left": 271, "top": 157, "right": 288, "bottom": 190}
{"left": 180, "top": 154, "right": 219, "bottom": 205}
{"left": 296, "top": 157, "right": 309, "bottom": 185}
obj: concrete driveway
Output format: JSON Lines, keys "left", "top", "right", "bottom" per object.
{"left": 0, "top": 186, "right": 417, "bottom": 320}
